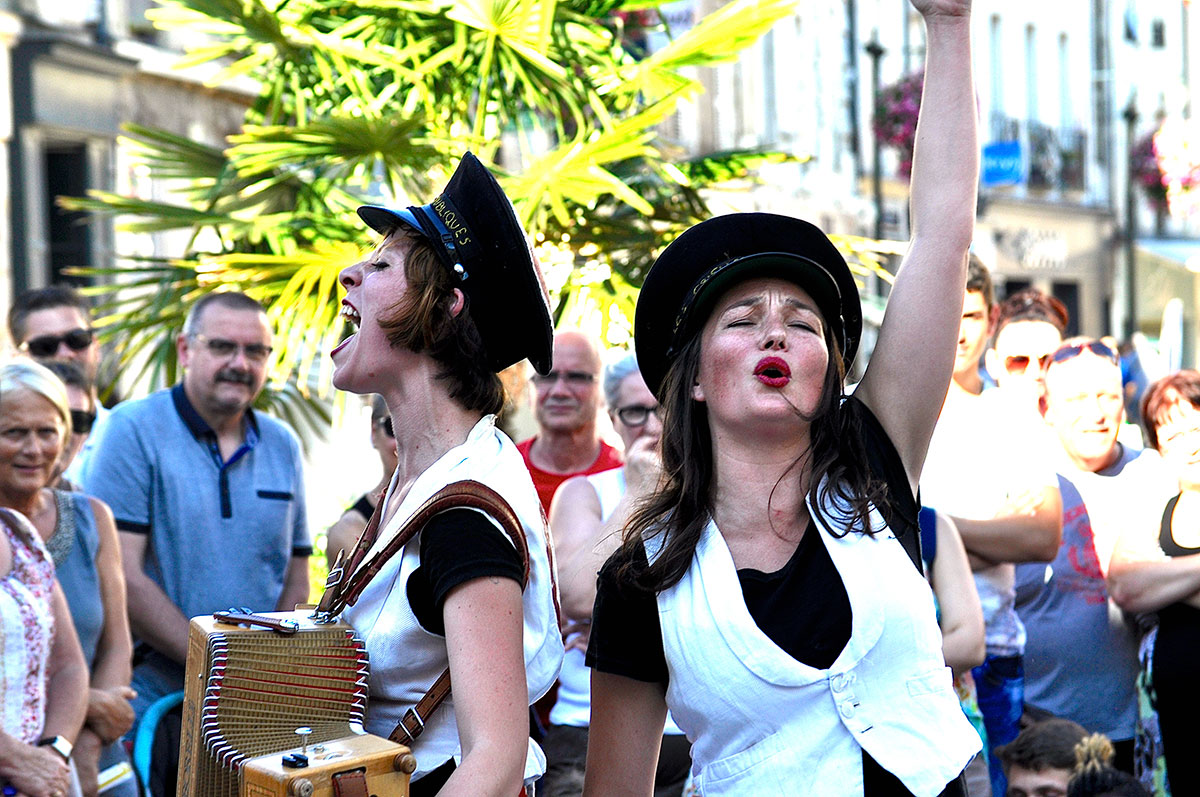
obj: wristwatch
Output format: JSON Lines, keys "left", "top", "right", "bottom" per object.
{"left": 36, "top": 735, "right": 73, "bottom": 762}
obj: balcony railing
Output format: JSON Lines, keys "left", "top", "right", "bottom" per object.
{"left": 988, "top": 112, "right": 1088, "bottom": 193}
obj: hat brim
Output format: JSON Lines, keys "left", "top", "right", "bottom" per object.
{"left": 356, "top": 206, "right": 424, "bottom": 238}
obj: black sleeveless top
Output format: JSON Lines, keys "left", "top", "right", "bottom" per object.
{"left": 1154, "top": 495, "right": 1200, "bottom": 680}
{"left": 1152, "top": 492, "right": 1200, "bottom": 628}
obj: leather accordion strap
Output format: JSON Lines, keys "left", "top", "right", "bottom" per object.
{"left": 317, "top": 480, "right": 529, "bottom": 618}
{"left": 388, "top": 667, "right": 452, "bottom": 746}
{"left": 331, "top": 768, "right": 370, "bottom": 797}
{"left": 315, "top": 479, "right": 532, "bottom": 745}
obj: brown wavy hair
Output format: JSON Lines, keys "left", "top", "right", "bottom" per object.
{"left": 1141, "top": 369, "right": 1200, "bottom": 451}
{"left": 617, "top": 321, "right": 886, "bottom": 593}
{"left": 377, "top": 226, "right": 504, "bottom": 416}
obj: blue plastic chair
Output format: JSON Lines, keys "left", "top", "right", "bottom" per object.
{"left": 132, "top": 690, "right": 185, "bottom": 791}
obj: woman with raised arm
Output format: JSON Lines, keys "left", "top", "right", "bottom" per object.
{"left": 329, "top": 153, "right": 563, "bottom": 796}
{"left": 581, "top": 1, "right": 980, "bottom": 794}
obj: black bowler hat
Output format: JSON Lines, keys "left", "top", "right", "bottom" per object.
{"left": 634, "top": 212, "right": 862, "bottom": 396}
{"left": 357, "top": 152, "right": 554, "bottom": 375}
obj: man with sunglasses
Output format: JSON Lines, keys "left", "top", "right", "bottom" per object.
{"left": 920, "top": 258, "right": 1064, "bottom": 797}
{"left": 82, "top": 291, "right": 312, "bottom": 795}
{"left": 1011, "top": 337, "right": 1176, "bottom": 773}
{"left": 517, "top": 329, "right": 622, "bottom": 514}
{"left": 8, "top": 285, "right": 110, "bottom": 483}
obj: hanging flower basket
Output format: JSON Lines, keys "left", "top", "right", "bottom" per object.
{"left": 872, "top": 70, "right": 923, "bottom": 179}
{"left": 1131, "top": 130, "right": 1168, "bottom": 212}
{"left": 1144, "top": 121, "right": 1200, "bottom": 216}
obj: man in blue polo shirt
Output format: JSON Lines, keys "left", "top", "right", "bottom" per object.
{"left": 84, "top": 291, "right": 311, "bottom": 789}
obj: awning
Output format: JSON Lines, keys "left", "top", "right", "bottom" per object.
{"left": 1137, "top": 237, "right": 1200, "bottom": 272}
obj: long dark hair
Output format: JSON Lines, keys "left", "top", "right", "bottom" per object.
{"left": 617, "top": 320, "right": 886, "bottom": 593}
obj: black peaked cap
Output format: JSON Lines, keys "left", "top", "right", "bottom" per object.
{"left": 635, "top": 212, "right": 862, "bottom": 396}
{"left": 357, "top": 152, "right": 554, "bottom": 375}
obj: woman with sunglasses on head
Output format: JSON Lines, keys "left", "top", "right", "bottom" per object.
{"left": 582, "top": 1, "right": 979, "bottom": 795}
{"left": 1109, "top": 369, "right": 1200, "bottom": 795}
{"left": 328, "top": 153, "right": 563, "bottom": 795}
{"left": 324, "top": 395, "right": 398, "bottom": 565}
{"left": 0, "top": 360, "right": 134, "bottom": 797}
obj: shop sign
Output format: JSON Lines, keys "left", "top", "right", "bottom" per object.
{"left": 995, "top": 227, "right": 1068, "bottom": 271}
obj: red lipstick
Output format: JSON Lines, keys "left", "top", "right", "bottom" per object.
{"left": 754, "top": 356, "right": 791, "bottom": 388}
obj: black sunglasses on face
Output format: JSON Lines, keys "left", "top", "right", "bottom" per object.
{"left": 70, "top": 409, "right": 96, "bottom": 435}
{"left": 1050, "top": 340, "right": 1118, "bottom": 367}
{"left": 21, "top": 328, "right": 94, "bottom": 358}
{"left": 616, "top": 404, "right": 660, "bottom": 426}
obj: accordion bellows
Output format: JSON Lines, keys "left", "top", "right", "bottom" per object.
{"left": 180, "top": 612, "right": 413, "bottom": 797}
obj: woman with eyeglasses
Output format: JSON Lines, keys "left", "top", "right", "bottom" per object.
{"left": 1109, "top": 369, "right": 1200, "bottom": 794}
{"left": 329, "top": 152, "right": 562, "bottom": 795}
{"left": 0, "top": 360, "right": 134, "bottom": 797}
{"left": 544, "top": 351, "right": 689, "bottom": 797}
{"left": 324, "top": 394, "right": 398, "bottom": 565}
{"left": 580, "top": 1, "right": 979, "bottom": 794}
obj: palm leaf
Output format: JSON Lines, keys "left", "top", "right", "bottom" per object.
{"left": 595, "top": 0, "right": 797, "bottom": 101}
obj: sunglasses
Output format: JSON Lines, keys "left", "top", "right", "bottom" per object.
{"left": 616, "top": 404, "right": 660, "bottom": 427}
{"left": 375, "top": 416, "right": 394, "bottom": 438}
{"left": 20, "top": 328, "right": 94, "bottom": 358}
{"left": 1050, "top": 340, "right": 1118, "bottom": 367}
{"left": 1004, "top": 353, "right": 1053, "bottom": 375}
{"left": 70, "top": 409, "right": 96, "bottom": 435}
{"left": 191, "top": 334, "right": 273, "bottom": 363}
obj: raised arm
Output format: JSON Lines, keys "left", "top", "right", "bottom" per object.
{"left": 856, "top": 0, "right": 978, "bottom": 488}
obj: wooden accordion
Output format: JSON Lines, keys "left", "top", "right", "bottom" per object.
{"left": 180, "top": 610, "right": 414, "bottom": 797}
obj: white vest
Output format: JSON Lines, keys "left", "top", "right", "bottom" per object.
{"left": 549, "top": 468, "right": 683, "bottom": 735}
{"left": 343, "top": 416, "right": 564, "bottom": 784}
{"left": 646, "top": 481, "right": 980, "bottom": 797}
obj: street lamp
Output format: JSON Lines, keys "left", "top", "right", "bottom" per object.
{"left": 866, "top": 33, "right": 886, "bottom": 241}
{"left": 1123, "top": 98, "right": 1139, "bottom": 340}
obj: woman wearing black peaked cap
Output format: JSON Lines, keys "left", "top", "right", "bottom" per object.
{"left": 328, "top": 152, "right": 563, "bottom": 795}
{"left": 581, "top": 1, "right": 981, "bottom": 795}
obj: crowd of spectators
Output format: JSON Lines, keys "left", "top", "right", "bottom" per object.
{"left": 3, "top": 257, "right": 1199, "bottom": 797}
